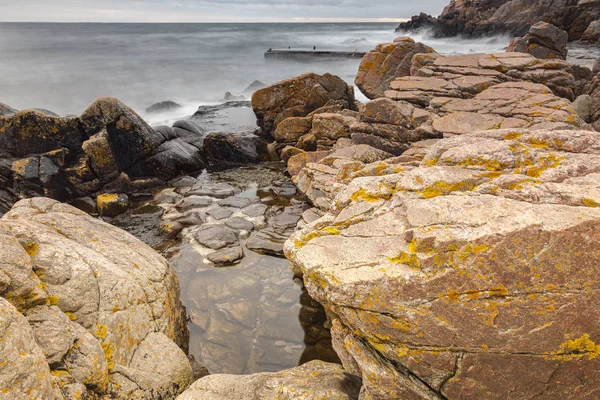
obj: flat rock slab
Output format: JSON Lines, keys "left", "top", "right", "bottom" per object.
{"left": 207, "top": 207, "right": 234, "bottom": 220}
{"left": 246, "top": 228, "right": 288, "bottom": 256}
{"left": 225, "top": 217, "right": 255, "bottom": 232}
{"left": 217, "top": 196, "right": 255, "bottom": 208}
{"left": 195, "top": 225, "right": 238, "bottom": 249}
{"left": 188, "top": 182, "right": 241, "bottom": 198}
{"left": 242, "top": 203, "right": 269, "bottom": 218}
{"left": 207, "top": 246, "right": 244, "bottom": 265}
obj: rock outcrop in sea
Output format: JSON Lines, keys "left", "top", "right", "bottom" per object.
{"left": 397, "top": 0, "right": 600, "bottom": 41}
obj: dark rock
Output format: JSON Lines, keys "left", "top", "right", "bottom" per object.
{"left": 69, "top": 197, "right": 98, "bottom": 215}
{"left": 168, "top": 175, "right": 197, "bottom": 187}
{"left": 159, "top": 220, "right": 184, "bottom": 239}
{"left": 0, "top": 103, "right": 18, "bottom": 117}
{"left": 207, "top": 246, "right": 244, "bottom": 265}
{"left": 97, "top": 193, "right": 129, "bottom": 218}
{"left": 195, "top": 225, "right": 238, "bottom": 250}
{"left": 173, "top": 211, "right": 206, "bottom": 226}
{"left": 203, "top": 132, "right": 270, "bottom": 165}
{"left": 243, "top": 80, "right": 267, "bottom": 94}
{"left": 396, "top": 0, "right": 600, "bottom": 41}
{"left": 350, "top": 132, "right": 408, "bottom": 156}
{"left": 146, "top": 101, "right": 182, "bottom": 114}
{"left": 506, "top": 22, "right": 569, "bottom": 60}
{"left": 220, "top": 92, "right": 245, "bottom": 102}
{"left": 191, "top": 101, "right": 256, "bottom": 135}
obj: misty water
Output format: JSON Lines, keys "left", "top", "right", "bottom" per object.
{"left": 0, "top": 22, "right": 511, "bottom": 125}
{"left": 0, "top": 22, "right": 514, "bottom": 375}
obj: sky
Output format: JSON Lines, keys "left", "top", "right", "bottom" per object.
{"left": 0, "top": 0, "right": 448, "bottom": 22}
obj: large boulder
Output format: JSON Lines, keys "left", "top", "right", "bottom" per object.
{"left": 582, "top": 19, "right": 600, "bottom": 42}
{"left": 397, "top": 0, "right": 600, "bottom": 41}
{"left": 0, "top": 98, "right": 206, "bottom": 213}
{"left": 202, "top": 132, "right": 270, "bottom": 164}
{"left": 355, "top": 37, "right": 436, "bottom": 100}
{"left": 0, "top": 198, "right": 193, "bottom": 399}
{"left": 251, "top": 73, "right": 356, "bottom": 138}
{"left": 507, "top": 22, "right": 569, "bottom": 60}
{"left": 386, "top": 52, "right": 578, "bottom": 102}
{"left": 286, "top": 127, "right": 600, "bottom": 399}
{"left": 176, "top": 360, "right": 361, "bottom": 400}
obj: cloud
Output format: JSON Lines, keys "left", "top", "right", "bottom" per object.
{"left": 0, "top": 0, "right": 448, "bottom": 22}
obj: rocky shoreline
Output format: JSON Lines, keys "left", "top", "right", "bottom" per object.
{"left": 2, "top": 19, "right": 600, "bottom": 400}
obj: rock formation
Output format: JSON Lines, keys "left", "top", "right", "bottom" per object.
{"left": 177, "top": 361, "right": 361, "bottom": 400}
{"left": 251, "top": 73, "right": 357, "bottom": 139}
{"left": 0, "top": 197, "right": 193, "bottom": 399}
{"left": 506, "top": 22, "right": 569, "bottom": 60}
{"left": 385, "top": 52, "right": 578, "bottom": 102}
{"left": 397, "top": 0, "right": 600, "bottom": 41}
{"left": 285, "top": 126, "right": 600, "bottom": 398}
{"left": 355, "top": 37, "right": 435, "bottom": 100}
{"left": 0, "top": 98, "right": 206, "bottom": 216}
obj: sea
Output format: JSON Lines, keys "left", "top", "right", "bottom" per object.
{"left": 0, "top": 22, "right": 513, "bottom": 126}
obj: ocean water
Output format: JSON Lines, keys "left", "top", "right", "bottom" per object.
{"left": 0, "top": 23, "right": 511, "bottom": 125}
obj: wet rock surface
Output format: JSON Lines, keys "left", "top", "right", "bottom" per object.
{"left": 114, "top": 162, "right": 340, "bottom": 377}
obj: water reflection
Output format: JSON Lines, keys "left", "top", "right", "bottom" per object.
{"left": 116, "top": 163, "right": 339, "bottom": 374}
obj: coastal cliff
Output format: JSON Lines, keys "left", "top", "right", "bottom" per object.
{"left": 398, "top": 0, "right": 600, "bottom": 41}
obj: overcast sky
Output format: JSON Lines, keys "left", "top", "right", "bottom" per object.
{"left": 0, "top": 0, "right": 448, "bottom": 22}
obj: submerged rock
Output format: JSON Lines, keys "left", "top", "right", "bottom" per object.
{"left": 286, "top": 127, "right": 600, "bottom": 399}
{"left": 177, "top": 360, "right": 361, "bottom": 400}
{"left": 0, "top": 198, "right": 193, "bottom": 399}
{"left": 146, "top": 100, "right": 182, "bottom": 114}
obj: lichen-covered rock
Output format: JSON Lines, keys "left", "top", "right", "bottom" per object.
{"left": 0, "top": 198, "right": 193, "bottom": 399}
{"left": 355, "top": 37, "right": 435, "bottom": 100}
{"left": 0, "top": 298, "right": 61, "bottom": 399}
{"left": 97, "top": 193, "right": 129, "bottom": 218}
{"left": 251, "top": 73, "right": 356, "bottom": 138}
{"left": 176, "top": 360, "right": 361, "bottom": 400}
{"left": 386, "top": 52, "right": 577, "bottom": 102}
{"left": 286, "top": 127, "right": 600, "bottom": 399}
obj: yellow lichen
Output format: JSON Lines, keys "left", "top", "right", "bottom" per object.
{"left": 551, "top": 334, "right": 600, "bottom": 361}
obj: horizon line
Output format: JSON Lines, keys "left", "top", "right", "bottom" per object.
{"left": 0, "top": 19, "right": 409, "bottom": 24}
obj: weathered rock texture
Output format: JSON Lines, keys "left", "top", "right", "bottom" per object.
{"left": 0, "top": 98, "right": 206, "bottom": 216}
{"left": 251, "top": 73, "right": 357, "bottom": 139}
{"left": 176, "top": 360, "right": 361, "bottom": 400}
{"left": 506, "top": 22, "right": 569, "bottom": 60}
{"left": 385, "top": 52, "right": 578, "bottom": 102}
{"left": 397, "top": 0, "right": 600, "bottom": 41}
{"left": 355, "top": 37, "right": 436, "bottom": 100}
{"left": 285, "top": 127, "right": 600, "bottom": 399}
{"left": 0, "top": 198, "right": 193, "bottom": 399}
